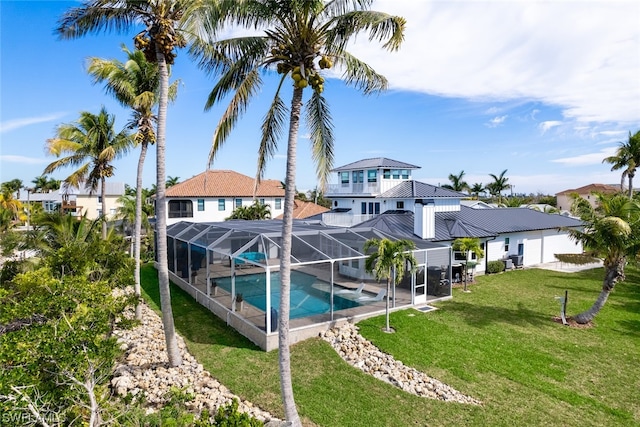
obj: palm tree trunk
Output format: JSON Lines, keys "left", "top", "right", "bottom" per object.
{"left": 134, "top": 141, "right": 148, "bottom": 321}
{"left": 574, "top": 260, "right": 624, "bottom": 324}
{"left": 278, "top": 87, "right": 303, "bottom": 427}
{"left": 628, "top": 173, "right": 634, "bottom": 199}
{"left": 155, "top": 51, "right": 181, "bottom": 367}
{"left": 101, "top": 177, "right": 107, "bottom": 240}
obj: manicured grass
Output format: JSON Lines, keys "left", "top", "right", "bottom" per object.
{"left": 140, "top": 265, "right": 640, "bottom": 427}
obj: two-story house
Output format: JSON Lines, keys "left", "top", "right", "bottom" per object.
{"left": 324, "top": 158, "right": 584, "bottom": 274}
{"left": 164, "top": 170, "right": 285, "bottom": 225}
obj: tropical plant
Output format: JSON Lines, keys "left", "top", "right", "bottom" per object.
{"left": 226, "top": 201, "right": 271, "bottom": 220}
{"left": 88, "top": 44, "right": 178, "bottom": 320}
{"left": 441, "top": 170, "right": 469, "bottom": 193}
{"left": 451, "top": 237, "right": 484, "bottom": 292}
{"left": 563, "top": 192, "right": 640, "bottom": 324}
{"left": 363, "top": 238, "right": 417, "bottom": 332}
{"left": 198, "top": 1, "right": 405, "bottom": 422}
{"left": 0, "top": 191, "right": 24, "bottom": 224}
{"left": 44, "top": 107, "right": 133, "bottom": 239}
{"left": 602, "top": 130, "right": 640, "bottom": 199}
{"left": 56, "top": 0, "right": 222, "bottom": 367}
{"left": 1, "top": 179, "right": 23, "bottom": 199}
{"left": 166, "top": 176, "right": 180, "bottom": 187}
{"left": 486, "top": 169, "right": 510, "bottom": 205}
{"left": 470, "top": 182, "right": 485, "bottom": 200}
{"left": 486, "top": 260, "right": 505, "bottom": 274}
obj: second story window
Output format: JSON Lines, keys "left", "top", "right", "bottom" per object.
{"left": 218, "top": 199, "right": 226, "bottom": 211}
{"left": 401, "top": 169, "right": 409, "bottom": 179}
{"left": 396, "top": 201, "right": 404, "bottom": 209}
{"left": 383, "top": 169, "right": 391, "bottom": 179}
{"left": 235, "top": 198, "right": 242, "bottom": 208}
{"left": 197, "top": 199, "right": 205, "bottom": 211}
{"left": 352, "top": 170, "right": 364, "bottom": 183}
{"left": 392, "top": 169, "right": 400, "bottom": 179}
{"left": 367, "top": 170, "right": 377, "bottom": 183}
{"left": 340, "top": 172, "right": 349, "bottom": 185}
{"left": 275, "top": 198, "right": 282, "bottom": 209}
{"left": 169, "top": 200, "right": 193, "bottom": 218}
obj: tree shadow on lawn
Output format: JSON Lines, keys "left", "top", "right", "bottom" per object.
{"left": 440, "top": 300, "right": 551, "bottom": 328}
{"left": 140, "top": 268, "right": 260, "bottom": 351}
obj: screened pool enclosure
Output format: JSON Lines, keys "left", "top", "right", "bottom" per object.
{"left": 162, "top": 220, "right": 452, "bottom": 350}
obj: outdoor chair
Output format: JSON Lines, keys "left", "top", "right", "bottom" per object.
{"left": 356, "top": 289, "right": 386, "bottom": 303}
{"left": 335, "top": 282, "right": 365, "bottom": 295}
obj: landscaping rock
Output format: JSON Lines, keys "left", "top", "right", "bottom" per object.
{"left": 319, "top": 323, "right": 481, "bottom": 405}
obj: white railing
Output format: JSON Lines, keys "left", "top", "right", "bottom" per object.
{"left": 322, "top": 213, "right": 375, "bottom": 227}
{"left": 325, "top": 178, "right": 408, "bottom": 196}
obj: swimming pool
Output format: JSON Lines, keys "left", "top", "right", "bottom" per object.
{"left": 215, "top": 271, "right": 362, "bottom": 319}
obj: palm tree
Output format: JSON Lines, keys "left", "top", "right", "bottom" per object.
{"left": 44, "top": 108, "right": 133, "bottom": 240}
{"left": 363, "top": 238, "right": 417, "bottom": 332}
{"left": 88, "top": 44, "right": 178, "bottom": 321}
{"left": 441, "top": 170, "right": 469, "bottom": 193}
{"left": 451, "top": 238, "right": 484, "bottom": 292}
{"left": 31, "top": 175, "right": 49, "bottom": 193}
{"left": 198, "top": 1, "right": 405, "bottom": 423}
{"left": 603, "top": 130, "right": 640, "bottom": 199}
{"left": 564, "top": 193, "right": 640, "bottom": 323}
{"left": 166, "top": 176, "right": 180, "bottom": 187}
{"left": 487, "top": 169, "right": 510, "bottom": 205}
{"left": 470, "top": 182, "right": 485, "bottom": 200}
{"left": 1, "top": 179, "right": 23, "bottom": 199}
{"left": 57, "top": 0, "right": 222, "bottom": 367}
{"left": 227, "top": 200, "right": 272, "bottom": 220}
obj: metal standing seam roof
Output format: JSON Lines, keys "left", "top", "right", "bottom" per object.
{"left": 379, "top": 180, "right": 467, "bottom": 199}
{"left": 356, "top": 206, "right": 583, "bottom": 242}
{"left": 331, "top": 157, "right": 421, "bottom": 172}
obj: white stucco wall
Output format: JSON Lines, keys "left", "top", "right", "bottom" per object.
{"left": 166, "top": 197, "right": 285, "bottom": 226}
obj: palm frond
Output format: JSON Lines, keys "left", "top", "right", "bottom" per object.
{"left": 334, "top": 51, "right": 387, "bottom": 94}
{"left": 305, "top": 92, "right": 335, "bottom": 191}
{"left": 255, "top": 77, "right": 288, "bottom": 190}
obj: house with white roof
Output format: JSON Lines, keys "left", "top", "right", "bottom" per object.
{"left": 164, "top": 170, "right": 285, "bottom": 225}
{"left": 324, "top": 158, "right": 584, "bottom": 274}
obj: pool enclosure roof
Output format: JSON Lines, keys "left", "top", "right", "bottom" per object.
{"left": 167, "top": 219, "right": 445, "bottom": 265}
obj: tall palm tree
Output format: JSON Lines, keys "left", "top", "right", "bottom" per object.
{"left": 88, "top": 44, "right": 178, "bottom": 320}
{"left": 44, "top": 108, "right": 133, "bottom": 239}
{"left": 31, "top": 175, "right": 49, "bottom": 193}
{"left": 487, "top": 169, "right": 510, "bottom": 205}
{"left": 197, "top": 1, "right": 405, "bottom": 423}
{"left": 57, "top": 0, "right": 221, "bottom": 367}
{"left": 564, "top": 193, "right": 640, "bottom": 323}
{"left": 363, "top": 238, "right": 417, "bottom": 332}
{"left": 603, "top": 130, "right": 640, "bottom": 199}
{"left": 441, "top": 170, "right": 469, "bottom": 193}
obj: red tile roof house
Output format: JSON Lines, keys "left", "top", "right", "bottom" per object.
{"left": 274, "top": 199, "right": 330, "bottom": 220}
{"left": 164, "top": 170, "right": 285, "bottom": 225}
{"left": 555, "top": 183, "right": 620, "bottom": 212}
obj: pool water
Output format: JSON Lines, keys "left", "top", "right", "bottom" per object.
{"left": 215, "top": 271, "right": 362, "bottom": 319}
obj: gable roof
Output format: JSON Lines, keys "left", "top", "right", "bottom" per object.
{"left": 331, "top": 157, "right": 420, "bottom": 172}
{"left": 358, "top": 205, "right": 582, "bottom": 242}
{"left": 379, "top": 180, "right": 466, "bottom": 199}
{"left": 275, "top": 200, "right": 330, "bottom": 219}
{"left": 556, "top": 183, "right": 619, "bottom": 196}
{"left": 165, "top": 170, "right": 284, "bottom": 198}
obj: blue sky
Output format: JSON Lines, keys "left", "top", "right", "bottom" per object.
{"left": 1, "top": 0, "right": 639, "bottom": 196}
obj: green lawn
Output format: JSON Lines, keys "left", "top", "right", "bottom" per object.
{"left": 140, "top": 265, "right": 640, "bottom": 427}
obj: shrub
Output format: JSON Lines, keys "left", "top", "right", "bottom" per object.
{"left": 487, "top": 260, "right": 505, "bottom": 274}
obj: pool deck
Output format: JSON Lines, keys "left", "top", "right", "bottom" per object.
{"left": 167, "top": 260, "right": 443, "bottom": 351}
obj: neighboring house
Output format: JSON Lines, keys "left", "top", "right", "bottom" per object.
{"left": 556, "top": 183, "right": 619, "bottom": 211}
{"left": 324, "top": 157, "right": 584, "bottom": 273}
{"left": 18, "top": 182, "right": 125, "bottom": 220}
{"left": 164, "top": 170, "right": 285, "bottom": 225}
{"left": 274, "top": 199, "right": 330, "bottom": 220}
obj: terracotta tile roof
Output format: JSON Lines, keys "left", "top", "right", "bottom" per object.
{"left": 165, "top": 170, "right": 284, "bottom": 198}
{"left": 275, "top": 200, "right": 330, "bottom": 219}
{"left": 556, "top": 183, "right": 620, "bottom": 196}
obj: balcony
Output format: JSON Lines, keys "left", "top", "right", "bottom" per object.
{"left": 322, "top": 212, "right": 376, "bottom": 227}
{"left": 325, "top": 179, "right": 405, "bottom": 196}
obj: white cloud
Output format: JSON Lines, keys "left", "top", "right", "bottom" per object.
{"left": 356, "top": 1, "right": 640, "bottom": 125}
{"left": 0, "top": 113, "right": 66, "bottom": 133}
{"left": 0, "top": 155, "right": 48, "bottom": 165}
{"left": 552, "top": 147, "right": 617, "bottom": 166}
{"left": 538, "top": 121, "right": 562, "bottom": 133}
{"left": 486, "top": 115, "right": 507, "bottom": 128}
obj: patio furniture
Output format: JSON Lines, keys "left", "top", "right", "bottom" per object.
{"left": 335, "top": 282, "right": 365, "bottom": 295}
{"left": 356, "top": 289, "right": 386, "bottom": 303}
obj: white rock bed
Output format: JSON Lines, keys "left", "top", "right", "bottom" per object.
{"left": 319, "top": 323, "right": 481, "bottom": 405}
{"left": 111, "top": 301, "right": 282, "bottom": 425}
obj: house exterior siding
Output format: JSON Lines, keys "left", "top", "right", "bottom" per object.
{"left": 166, "top": 196, "right": 284, "bottom": 225}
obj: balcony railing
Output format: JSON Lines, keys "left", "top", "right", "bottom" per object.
{"left": 325, "top": 179, "right": 405, "bottom": 196}
{"left": 322, "top": 212, "right": 375, "bottom": 227}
